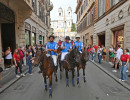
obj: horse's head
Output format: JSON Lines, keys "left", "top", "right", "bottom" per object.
{"left": 82, "top": 47, "right": 89, "bottom": 61}
{"left": 33, "top": 50, "right": 43, "bottom": 67}
{"left": 72, "top": 46, "right": 81, "bottom": 63}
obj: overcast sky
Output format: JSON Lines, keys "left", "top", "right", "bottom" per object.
{"left": 50, "top": 0, "right": 77, "bottom": 23}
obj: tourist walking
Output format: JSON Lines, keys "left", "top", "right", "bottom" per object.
{"left": 97, "top": 46, "right": 102, "bottom": 64}
{"left": 91, "top": 46, "right": 96, "bottom": 61}
{"left": 13, "top": 49, "right": 25, "bottom": 78}
{"left": 102, "top": 46, "right": 107, "bottom": 61}
{"left": 120, "top": 49, "right": 129, "bottom": 81}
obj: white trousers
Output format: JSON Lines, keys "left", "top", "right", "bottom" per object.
{"left": 61, "top": 52, "right": 69, "bottom": 61}
{"left": 46, "top": 54, "right": 57, "bottom": 66}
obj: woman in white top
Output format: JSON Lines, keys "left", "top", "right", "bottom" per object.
{"left": 4, "top": 47, "right": 12, "bottom": 68}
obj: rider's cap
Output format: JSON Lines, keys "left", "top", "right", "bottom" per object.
{"left": 76, "top": 34, "right": 80, "bottom": 38}
{"left": 65, "top": 36, "right": 70, "bottom": 40}
{"left": 49, "top": 35, "right": 55, "bottom": 39}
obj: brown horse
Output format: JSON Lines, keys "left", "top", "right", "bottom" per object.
{"left": 63, "top": 47, "right": 81, "bottom": 87}
{"left": 57, "top": 46, "right": 63, "bottom": 79}
{"left": 33, "top": 50, "right": 55, "bottom": 97}
{"left": 76, "top": 47, "right": 89, "bottom": 84}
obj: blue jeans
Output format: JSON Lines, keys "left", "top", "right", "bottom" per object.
{"left": 98, "top": 55, "right": 102, "bottom": 64}
{"left": 88, "top": 53, "right": 91, "bottom": 60}
{"left": 91, "top": 52, "right": 95, "bottom": 61}
{"left": 28, "top": 63, "right": 32, "bottom": 74}
{"left": 120, "top": 62, "right": 129, "bottom": 81}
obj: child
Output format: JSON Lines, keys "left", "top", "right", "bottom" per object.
{"left": 27, "top": 51, "right": 34, "bottom": 75}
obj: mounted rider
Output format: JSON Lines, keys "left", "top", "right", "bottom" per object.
{"left": 74, "top": 34, "right": 84, "bottom": 53}
{"left": 46, "top": 35, "right": 58, "bottom": 69}
{"left": 61, "top": 36, "right": 72, "bottom": 61}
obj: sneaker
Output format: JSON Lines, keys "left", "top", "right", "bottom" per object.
{"left": 112, "top": 70, "right": 117, "bottom": 72}
{"left": 21, "top": 74, "right": 25, "bottom": 77}
{"left": 126, "top": 70, "right": 129, "bottom": 72}
{"left": 16, "top": 75, "right": 20, "bottom": 78}
{"left": 119, "top": 79, "right": 122, "bottom": 81}
{"left": 122, "top": 80, "right": 127, "bottom": 82}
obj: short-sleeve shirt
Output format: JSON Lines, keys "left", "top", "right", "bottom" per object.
{"left": 120, "top": 54, "right": 129, "bottom": 62}
{"left": 74, "top": 41, "right": 83, "bottom": 51}
{"left": 13, "top": 53, "right": 20, "bottom": 63}
{"left": 46, "top": 41, "right": 57, "bottom": 55}
{"left": 27, "top": 55, "right": 32, "bottom": 64}
{"left": 61, "top": 41, "right": 72, "bottom": 53}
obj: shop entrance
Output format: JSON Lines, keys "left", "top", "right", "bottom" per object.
{"left": 1, "top": 23, "right": 16, "bottom": 52}
{"left": 98, "top": 34, "right": 105, "bottom": 46}
{"left": 0, "top": 2, "right": 16, "bottom": 52}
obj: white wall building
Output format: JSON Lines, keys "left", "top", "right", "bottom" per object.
{"left": 51, "top": 7, "right": 76, "bottom": 42}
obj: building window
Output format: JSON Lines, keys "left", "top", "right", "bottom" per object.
{"left": 85, "top": 0, "right": 88, "bottom": 7}
{"left": 59, "top": 13, "right": 61, "bottom": 16}
{"left": 111, "top": 0, "right": 121, "bottom": 7}
{"left": 88, "top": 13, "right": 90, "bottom": 26}
{"left": 98, "top": 0, "right": 106, "bottom": 17}
{"left": 32, "top": 0, "right": 37, "bottom": 14}
{"left": 91, "top": 7, "right": 94, "bottom": 23}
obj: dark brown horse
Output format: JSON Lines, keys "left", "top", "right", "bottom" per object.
{"left": 57, "top": 46, "right": 63, "bottom": 79}
{"left": 76, "top": 47, "right": 89, "bottom": 84}
{"left": 33, "top": 50, "right": 55, "bottom": 97}
{"left": 63, "top": 47, "right": 81, "bottom": 87}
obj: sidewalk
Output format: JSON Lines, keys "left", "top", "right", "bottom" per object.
{"left": 90, "top": 57, "right": 130, "bottom": 90}
{"left": 0, "top": 58, "right": 29, "bottom": 93}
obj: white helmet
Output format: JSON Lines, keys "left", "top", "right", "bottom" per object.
{"left": 76, "top": 34, "right": 80, "bottom": 38}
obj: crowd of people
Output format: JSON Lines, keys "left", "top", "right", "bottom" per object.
{"left": 0, "top": 34, "right": 130, "bottom": 88}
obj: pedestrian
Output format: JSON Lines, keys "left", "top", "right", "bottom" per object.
{"left": 13, "top": 49, "right": 25, "bottom": 78}
{"left": 126, "top": 49, "right": 130, "bottom": 72}
{"left": 18, "top": 47, "right": 24, "bottom": 67}
{"left": 0, "top": 59, "right": 3, "bottom": 88}
{"left": 109, "top": 45, "right": 114, "bottom": 65}
{"left": 112, "top": 45, "right": 123, "bottom": 72}
{"left": 87, "top": 45, "right": 91, "bottom": 60}
{"left": 27, "top": 51, "right": 34, "bottom": 75}
{"left": 120, "top": 49, "right": 129, "bottom": 82}
{"left": 91, "top": 46, "right": 96, "bottom": 61}
{"left": 4, "top": 47, "right": 13, "bottom": 68}
{"left": 97, "top": 46, "right": 102, "bottom": 64}
{"left": 102, "top": 46, "right": 107, "bottom": 61}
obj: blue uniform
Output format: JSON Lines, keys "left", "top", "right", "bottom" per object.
{"left": 61, "top": 42, "right": 72, "bottom": 52}
{"left": 74, "top": 41, "right": 83, "bottom": 51}
{"left": 46, "top": 42, "right": 57, "bottom": 55}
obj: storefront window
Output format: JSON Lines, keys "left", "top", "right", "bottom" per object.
{"left": 32, "top": 33, "right": 36, "bottom": 45}
{"left": 39, "top": 35, "right": 42, "bottom": 44}
{"left": 25, "top": 30, "right": 31, "bottom": 46}
{"left": 114, "top": 29, "right": 124, "bottom": 48}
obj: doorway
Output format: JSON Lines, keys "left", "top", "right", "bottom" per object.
{"left": 98, "top": 34, "right": 105, "bottom": 47}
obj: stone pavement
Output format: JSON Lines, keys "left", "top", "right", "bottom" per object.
{"left": 90, "top": 57, "right": 130, "bottom": 90}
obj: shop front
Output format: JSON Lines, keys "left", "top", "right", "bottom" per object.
{"left": 39, "top": 35, "right": 43, "bottom": 45}
{"left": 25, "top": 23, "right": 31, "bottom": 48}
{"left": 113, "top": 28, "right": 124, "bottom": 49}
{"left": 32, "top": 26, "right": 36, "bottom": 45}
{"left": 98, "top": 33, "right": 105, "bottom": 47}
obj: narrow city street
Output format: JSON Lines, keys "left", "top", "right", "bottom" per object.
{"left": 0, "top": 61, "right": 130, "bottom": 100}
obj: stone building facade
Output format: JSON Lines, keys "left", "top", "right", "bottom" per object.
{"left": 51, "top": 7, "right": 77, "bottom": 42}
{"left": 0, "top": 0, "right": 53, "bottom": 69}
{"left": 76, "top": 0, "right": 95, "bottom": 46}
{"left": 76, "top": 0, "right": 130, "bottom": 50}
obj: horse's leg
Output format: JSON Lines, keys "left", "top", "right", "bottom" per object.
{"left": 77, "top": 67, "right": 80, "bottom": 85}
{"left": 60, "top": 60, "right": 63, "bottom": 80}
{"left": 49, "top": 75, "right": 52, "bottom": 97}
{"left": 83, "top": 67, "right": 86, "bottom": 83}
{"left": 65, "top": 70, "right": 69, "bottom": 87}
{"left": 43, "top": 74, "right": 47, "bottom": 91}
{"left": 72, "top": 69, "right": 75, "bottom": 86}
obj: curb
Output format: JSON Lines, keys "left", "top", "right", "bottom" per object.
{"left": 89, "top": 60, "right": 130, "bottom": 91}
{"left": 0, "top": 66, "right": 33, "bottom": 94}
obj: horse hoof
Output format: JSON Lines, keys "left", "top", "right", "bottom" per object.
{"left": 49, "top": 94, "right": 52, "bottom": 98}
{"left": 66, "top": 84, "right": 69, "bottom": 87}
{"left": 77, "top": 82, "right": 79, "bottom": 85}
{"left": 84, "top": 80, "right": 86, "bottom": 83}
{"left": 55, "top": 78, "right": 58, "bottom": 82}
{"left": 45, "top": 88, "right": 47, "bottom": 91}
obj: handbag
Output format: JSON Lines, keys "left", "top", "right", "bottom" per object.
{"left": 0, "top": 67, "right": 3, "bottom": 72}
